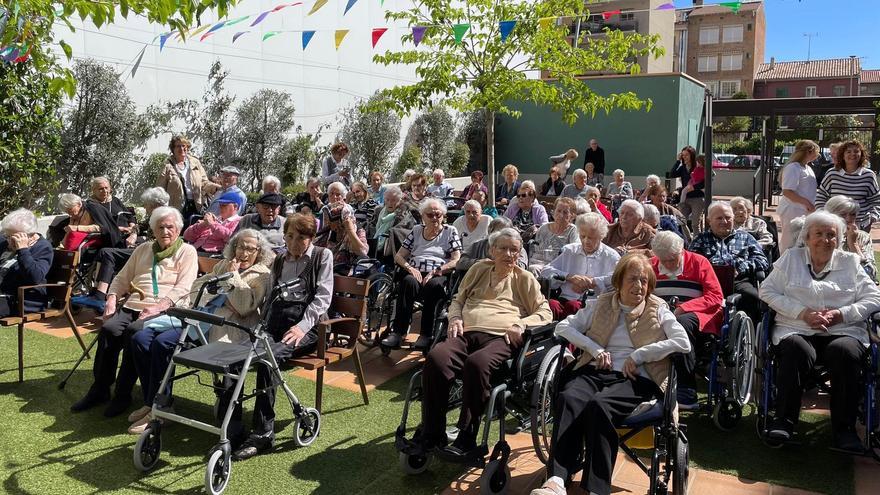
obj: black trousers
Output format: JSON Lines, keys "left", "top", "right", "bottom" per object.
{"left": 0, "top": 296, "right": 15, "bottom": 318}
{"left": 734, "top": 279, "right": 762, "bottom": 325}
{"left": 549, "top": 366, "right": 661, "bottom": 495}
{"left": 392, "top": 272, "right": 447, "bottom": 337}
{"left": 96, "top": 247, "right": 134, "bottom": 285}
{"left": 775, "top": 334, "right": 865, "bottom": 432}
{"left": 673, "top": 312, "right": 701, "bottom": 389}
{"left": 91, "top": 307, "right": 145, "bottom": 399}
{"left": 421, "top": 332, "right": 517, "bottom": 445}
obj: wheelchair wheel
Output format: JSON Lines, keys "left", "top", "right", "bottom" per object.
{"left": 361, "top": 273, "right": 393, "bottom": 346}
{"left": 713, "top": 398, "right": 742, "bottom": 431}
{"left": 480, "top": 459, "right": 510, "bottom": 495}
{"left": 133, "top": 422, "right": 162, "bottom": 471}
{"left": 530, "top": 345, "right": 573, "bottom": 464}
{"left": 672, "top": 432, "right": 689, "bottom": 495}
{"left": 293, "top": 407, "right": 321, "bottom": 447}
{"left": 204, "top": 445, "right": 232, "bottom": 495}
{"left": 730, "top": 311, "right": 756, "bottom": 406}
{"left": 398, "top": 451, "right": 431, "bottom": 475}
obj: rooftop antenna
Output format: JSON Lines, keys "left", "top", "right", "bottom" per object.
{"left": 803, "top": 32, "right": 819, "bottom": 62}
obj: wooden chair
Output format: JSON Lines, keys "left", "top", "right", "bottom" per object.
{"left": 1, "top": 249, "right": 90, "bottom": 382}
{"left": 287, "top": 275, "right": 371, "bottom": 412}
{"left": 197, "top": 255, "right": 222, "bottom": 276}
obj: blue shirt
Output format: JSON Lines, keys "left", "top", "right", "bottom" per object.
{"left": 689, "top": 230, "right": 769, "bottom": 279}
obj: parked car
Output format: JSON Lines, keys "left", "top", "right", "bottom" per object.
{"left": 729, "top": 155, "right": 763, "bottom": 169}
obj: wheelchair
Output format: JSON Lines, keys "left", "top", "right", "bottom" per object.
{"left": 753, "top": 310, "right": 880, "bottom": 458}
{"left": 394, "top": 322, "right": 559, "bottom": 494}
{"left": 530, "top": 337, "right": 690, "bottom": 495}
{"left": 131, "top": 278, "right": 322, "bottom": 495}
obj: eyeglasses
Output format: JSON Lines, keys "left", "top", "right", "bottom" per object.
{"left": 518, "top": 193, "right": 533, "bottom": 198}
{"left": 425, "top": 212, "right": 444, "bottom": 219}
{"left": 236, "top": 244, "right": 259, "bottom": 254}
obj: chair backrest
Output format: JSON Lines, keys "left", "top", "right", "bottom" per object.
{"left": 329, "top": 275, "right": 370, "bottom": 321}
{"left": 46, "top": 249, "right": 79, "bottom": 305}
{"left": 712, "top": 264, "right": 736, "bottom": 297}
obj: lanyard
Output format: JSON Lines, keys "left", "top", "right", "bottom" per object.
{"left": 150, "top": 259, "right": 160, "bottom": 298}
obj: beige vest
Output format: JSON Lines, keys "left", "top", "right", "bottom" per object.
{"left": 576, "top": 291, "right": 670, "bottom": 392}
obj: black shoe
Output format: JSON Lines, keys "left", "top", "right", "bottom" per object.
{"left": 70, "top": 388, "right": 110, "bottom": 413}
{"left": 413, "top": 335, "right": 433, "bottom": 351}
{"left": 440, "top": 425, "right": 478, "bottom": 461}
{"left": 232, "top": 435, "right": 274, "bottom": 461}
{"left": 380, "top": 333, "right": 402, "bottom": 349}
{"left": 103, "top": 395, "right": 132, "bottom": 418}
{"left": 766, "top": 418, "right": 793, "bottom": 442}
{"left": 831, "top": 429, "right": 865, "bottom": 454}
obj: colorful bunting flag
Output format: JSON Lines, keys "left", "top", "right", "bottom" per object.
{"left": 499, "top": 20, "right": 516, "bottom": 42}
{"left": 2, "top": 46, "right": 20, "bottom": 63}
{"left": 187, "top": 24, "right": 211, "bottom": 40}
{"left": 335, "top": 29, "right": 350, "bottom": 50}
{"left": 344, "top": 0, "right": 358, "bottom": 15}
{"left": 372, "top": 27, "right": 388, "bottom": 48}
{"left": 452, "top": 23, "right": 470, "bottom": 44}
{"left": 263, "top": 31, "right": 280, "bottom": 41}
{"left": 538, "top": 17, "right": 556, "bottom": 30}
{"left": 232, "top": 31, "right": 249, "bottom": 43}
{"left": 13, "top": 46, "right": 30, "bottom": 63}
{"left": 205, "top": 20, "right": 228, "bottom": 36}
{"left": 130, "top": 45, "right": 146, "bottom": 77}
{"left": 302, "top": 30, "right": 316, "bottom": 50}
{"left": 720, "top": 1, "right": 742, "bottom": 13}
{"left": 412, "top": 26, "right": 427, "bottom": 46}
{"left": 656, "top": 2, "right": 675, "bottom": 10}
{"left": 602, "top": 10, "right": 621, "bottom": 20}
{"left": 200, "top": 30, "right": 218, "bottom": 41}
{"left": 251, "top": 11, "right": 271, "bottom": 26}
{"left": 224, "top": 15, "right": 250, "bottom": 27}
{"left": 159, "top": 32, "right": 171, "bottom": 51}
{"left": 174, "top": 27, "right": 189, "bottom": 40}
{"left": 308, "top": 0, "right": 328, "bottom": 16}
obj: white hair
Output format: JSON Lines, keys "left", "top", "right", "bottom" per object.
{"left": 488, "top": 216, "right": 513, "bottom": 233}
{"left": 572, "top": 169, "right": 587, "bottom": 180}
{"left": 59, "top": 193, "right": 83, "bottom": 211}
{"left": 575, "top": 212, "right": 609, "bottom": 238}
{"left": 149, "top": 206, "right": 184, "bottom": 231}
{"left": 140, "top": 187, "right": 170, "bottom": 208}
{"left": 223, "top": 228, "right": 274, "bottom": 264}
{"left": 729, "top": 196, "right": 754, "bottom": 212}
{"left": 799, "top": 211, "right": 845, "bottom": 247}
{"left": 519, "top": 180, "right": 536, "bottom": 193}
{"left": 418, "top": 197, "right": 447, "bottom": 216}
{"left": 824, "top": 195, "right": 859, "bottom": 217}
{"left": 463, "top": 199, "right": 481, "bottom": 212}
{"left": 1, "top": 208, "right": 38, "bottom": 235}
{"left": 575, "top": 198, "right": 590, "bottom": 215}
{"left": 652, "top": 230, "right": 684, "bottom": 258}
{"left": 90, "top": 176, "right": 110, "bottom": 189}
{"left": 488, "top": 227, "right": 522, "bottom": 248}
{"left": 707, "top": 200, "right": 732, "bottom": 217}
{"left": 585, "top": 185, "right": 600, "bottom": 197}
{"left": 402, "top": 169, "right": 416, "bottom": 180}
{"left": 262, "top": 175, "right": 281, "bottom": 191}
{"left": 645, "top": 174, "right": 660, "bottom": 187}
{"left": 328, "top": 181, "right": 348, "bottom": 196}
{"left": 432, "top": 168, "right": 445, "bottom": 178}
{"left": 619, "top": 199, "right": 644, "bottom": 219}
{"left": 643, "top": 204, "right": 660, "bottom": 226}
{"left": 789, "top": 216, "right": 806, "bottom": 248}
{"left": 613, "top": 169, "right": 625, "bottom": 178}
{"left": 384, "top": 185, "right": 404, "bottom": 202}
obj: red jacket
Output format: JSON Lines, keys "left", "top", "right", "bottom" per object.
{"left": 651, "top": 250, "right": 724, "bottom": 335}
{"left": 597, "top": 201, "right": 612, "bottom": 223}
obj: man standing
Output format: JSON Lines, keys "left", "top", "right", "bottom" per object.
{"left": 207, "top": 166, "right": 248, "bottom": 216}
{"left": 582, "top": 138, "right": 606, "bottom": 186}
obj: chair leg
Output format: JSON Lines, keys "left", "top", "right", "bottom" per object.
{"left": 315, "top": 367, "right": 324, "bottom": 413}
{"left": 65, "top": 307, "right": 90, "bottom": 358}
{"left": 17, "top": 323, "right": 24, "bottom": 382}
{"left": 353, "top": 348, "right": 369, "bottom": 406}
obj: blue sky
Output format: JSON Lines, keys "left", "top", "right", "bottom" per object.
{"left": 674, "top": 0, "right": 880, "bottom": 69}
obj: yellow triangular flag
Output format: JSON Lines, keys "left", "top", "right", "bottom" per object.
{"left": 187, "top": 24, "right": 212, "bottom": 40}
{"left": 308, "top": 0, "right": 328, "bottom": 16}
{"left": 335, "top": 29, "right": 349, "bottom": 50}
{"left": 538, "top": 17, "right": 556, "bottom": 30}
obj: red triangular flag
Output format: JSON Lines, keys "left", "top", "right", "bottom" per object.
{"left": 371, "top": 28, "right": 388, "bottom": 48}
{"left": 602, "top": 10, "right": 621, "bottom": 20}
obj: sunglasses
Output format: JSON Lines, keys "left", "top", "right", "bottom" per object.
{"left": 518, "top": 193, "right": 533, "bottom": 198}
{"left": 425, "top": 212, "right": 444, "bottom": 219}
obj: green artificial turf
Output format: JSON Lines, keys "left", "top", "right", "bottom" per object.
{"left": 0, "top": 327, "right": 864, "bottom": 495}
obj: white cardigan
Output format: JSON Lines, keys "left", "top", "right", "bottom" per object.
{"left": 759, "top": 247, "right": 880, "bottom": 345}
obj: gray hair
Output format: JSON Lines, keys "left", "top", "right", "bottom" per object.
{"left": 824, "top": 195, "right": 859, "bottom": 217}
{"left": 418, "top": 197, "right": 447, "bottom": 216}
{"left": 789, "top": 216, "right": 806, "bottom": 248}
{"left": 572, "top": 169, "right": 587, "bottom": 180}
{"left": 619, "top": 199, "right": 644, "bottom": 219}
{"left": 463, "top": 199, "right": 481, "bottom": 212}
{"left": 402, "top": 169, "right": 416, "bottom": 180}
{"left": 643, "top": 204, "right": 660, "bottom": 226}
{"left": 519, "top": 180, "right": 536, "bottom": 193}
{"left": 328, "top": 181, "right": 348, "bottom": 196}
{"left": 707, "top": 200, "right": 732, "bottom": 217}
{"left": 223, "top": 228, "right": 274, "bottom": 265}
{"left": 645, "top": 174, "right": 660, "bottom": 186}
{"left": 585, "top": 185, "right": 600, "bottom": 197}
{"left": 1, "top": 208, "right": 38, "bottom": 235}
{"left": 59, "top": 193, "right": 83, "bottom": 211}
{"left": 384, "top": 185, "right": 404, "bottom": 202}
{"left": 262, "top": 175, "right": 281, "bottom": 191}
{"left": 729, "top": 196, "right": 754, "bottom": 212}
{"left": 575, "top": 198, "right": 590, "bottom": 215}
{"left": 149, "top": 206, "right": 184, "bottom": 231}
{"left": 488, "top": 227, "right": 522, "bottom": 249}
{"left": 652, "top": 230, "right": 684, "bottom": 258}
{"left": 90, "top": 176, "right": 110, "bottom": 189}
{"left": 575, "top": 212, "right": 609, "bottom": 238}
{"left": 140, "top": 187, "right": 170, "bottom": 208}
{"left": 488, "top": 216, "right": 513, "bottom": 234}
{"left": 613, "top": 169, "right": 625, "bottom": 178}
{"left": 799, "top": 210, "right": 845, "bottom": 247}
{"left": 432, "top": 168, "right": 445, "bottom": 178}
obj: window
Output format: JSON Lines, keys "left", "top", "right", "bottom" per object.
{"left": 705, "top": 81, "right": 720, "bottom": 96}
{"left": 698, "top": 55, "right": 718, "bottom": 72}
{"left": 620, "top": 11, "right": 634, "bottom": 21}
{"left": 805, "top": 86, "right": 817, "bottom": 97}
{"left": 834, "top": 85, "right": 847, "bottom": 96}
{"left": 720, "top": 80, "right": 741, "bottom": 98}
{"left": 721, "top": 53, "right": 743, "bottom": 71}
{"left": 723, "top": 25, "right": 744, "bottom": 43}
{"left": 775, "top": 87, "right": 789, "bottom": 98}
{"left": 699, "top": 27, "right": 719, "bottom": 45}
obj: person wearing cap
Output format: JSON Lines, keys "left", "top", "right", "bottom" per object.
{"left": 207, "top": 166, "right": 248, "bottom": 216}
{"left": 322, "top": 142, "right": 352, "bottom": 187}
{"left": 235, "top": 192, "right": 286, "bottom": 253}
{"left": 184, "top": 192, "right": 243, "bottom": 253}
{"left": 460, "top": 170, "right": 488, "bottom": 200}
{"left": 157, "top": 135, "right": 220, "bottom": 219}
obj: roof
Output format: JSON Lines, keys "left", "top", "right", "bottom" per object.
{"left": 755, "top": 58, "right": 862, "bottom": 81}
{"left": 862, "top": 70, "right": 880, "bottom": 84}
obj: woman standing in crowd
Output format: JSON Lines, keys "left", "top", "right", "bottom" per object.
{"left": 549, "top": 149, "right": 579, "bottom": 180}
{"left": 669, "top": 146, "right": 695, "bottom": 204}
{"left": 678, "top": 154, "right": 707, "bottom": 232}
{"left": 529, "top": 197, "right": 578, "bottom": 274}
{"left": 777, "top": 140, "right": 819, "bottom": 251}
{"left": 815, "top": 139, "right": 880, "bottom": 231}
{"left": 321, "top": 142, "right": 350, "bottom": 182}
{"left": 156, "top": 135, "right": 218, "bottom": 220}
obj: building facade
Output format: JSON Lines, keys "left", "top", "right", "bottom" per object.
{"left": 673, "top": 0, "right": 765, "bottom": 98}
{"left": 861, "top": 70, "right": 880, "bottom": 96}
{"left": 753, "top": 57, "right": 862, "bottom": 98}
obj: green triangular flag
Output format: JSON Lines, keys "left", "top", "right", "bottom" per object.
{"left": 719, "top": 1, "right": 741, "bottom": 13}
{"left": 452, "top": 23, "right": 470, "bottom": 44}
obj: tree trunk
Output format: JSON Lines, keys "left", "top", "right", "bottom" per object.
{"left": 485, "top": 108, "right": 496, "bottom": 205}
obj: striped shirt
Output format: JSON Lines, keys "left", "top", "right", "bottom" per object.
{"left": 654, "top": 279, "right": 704, "bottom": 304}
{"left": 814, "top": 167, "right": 880, "bottom": 228}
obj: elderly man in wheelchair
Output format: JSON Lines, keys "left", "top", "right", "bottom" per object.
{"left": 759, "top": 211, "right": 880, "bottom": 453}
{"left": 531, "top": 253, "right": 691, "bottom": 495}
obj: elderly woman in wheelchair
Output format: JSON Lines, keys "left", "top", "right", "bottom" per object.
{"left": 532, "top": 253, "right": 690, "bottom": 495}
{"left": 759, "top": 211, "right": 880, "bottom": 453}
{"left": 401, "top": 227, "right": 552, "bottom": 458}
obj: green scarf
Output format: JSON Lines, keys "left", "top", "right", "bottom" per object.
{"left": 151, "top": 238, "right": 184, "bottom": 297}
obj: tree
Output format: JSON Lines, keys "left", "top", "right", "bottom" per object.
{"left": 60, "top": 59, "right": 154, "bottom": 196}
{"left": 457, "top": 109, "right": 488, "bottom": 171}
{"left": 231, "top": 89, "right": 296, "bottom": 191}
{"left": 405, "top": 105, "right": 456, "bottom": 172}
{"left": 792, "top": 114, "right": 863, "bottom": 146}
{"left": 123, "top": 152, "right": 169, "bottom": 204}
{"left": 272, "top": 123, "right": 329, "bottom": 191}
{"left": 338, "top": 93, "right": 402, "bottom": 180}
{"left": 371, "top": 0, "right": 663, "bottom": 202}
{"left": 392, "top": 145, "right": 423, "bottom": 181}
{"left": 0, "top": 59, "right": 62, "bottom": 214}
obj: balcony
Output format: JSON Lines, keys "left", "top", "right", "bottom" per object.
{"left": 569, "top": 19, "right": 639, "bottom": 36}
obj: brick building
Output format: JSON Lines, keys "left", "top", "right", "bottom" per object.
{"left": 753, "top": 57, "right": 862, "bottom": 98}
{"left": 861, "top": 70, "right": 880, "bottom": 96}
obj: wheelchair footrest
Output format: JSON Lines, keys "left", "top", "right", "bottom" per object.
{"left": 173, "top": 342, "right": 267, "bottom": 374}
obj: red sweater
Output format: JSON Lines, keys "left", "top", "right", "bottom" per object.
{"left": 651, "top": 250, "right": 723, "bottom": 334}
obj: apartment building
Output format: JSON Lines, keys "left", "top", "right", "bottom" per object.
{"left": 673, "top": 0, "right": 765, "bottom": 98}
{"left": 861, "top": 70, "right": 880, "bottom": 96}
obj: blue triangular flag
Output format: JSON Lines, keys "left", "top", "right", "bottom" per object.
{"left": 499, "top": 20, "right": 516, "bottom": 42}
{"left": 302, "top": 30, "right": 316, "bottom": 50}
{"left": 159, "top": 32, "right": 171, "bottom": 51}
{"left": 344, "top": 0, "right": 358, "bottom": 15}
